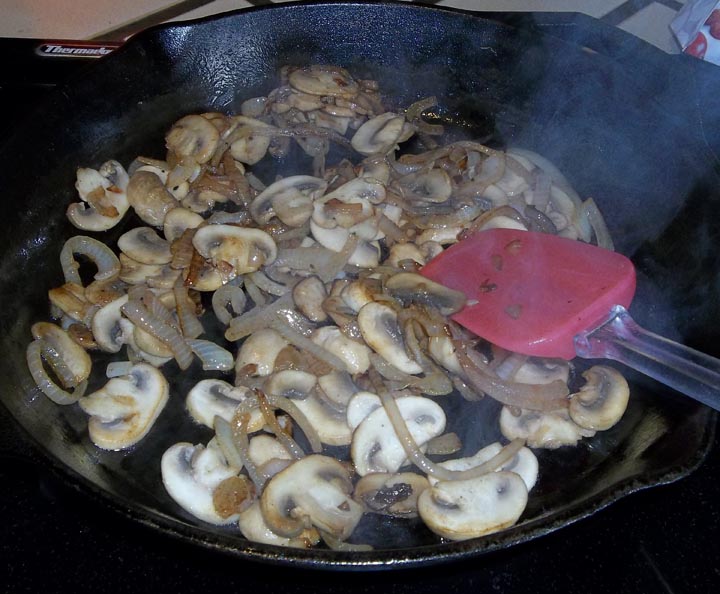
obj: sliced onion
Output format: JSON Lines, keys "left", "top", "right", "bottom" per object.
{"left": 225, "top": 293, "right": 293, "bottom": 341}
{"left": 583, "top": 197, "right": 615, "bottom": 251}
{"left": 256, "top": 391, "right": 304, "bottom": 460}
{"left": 186, "top": 339, "right": 233, "bottom": 371}
{"left": 454, "top": 343, "right": 569, "bottom": 410}
{"left": 212, "top": 282, "right": 247, "bottom": 326}
{"left": 270, "top": 317, "right": 349, "bottom": 373}
{"left": 60, "top": 235, "right": 121, "bottom": 285}
{"left": 26, "top": 340, "right": 86, "bottom": 405}
{"left": 173, "top": 284, "right": 204, "bottom": 339}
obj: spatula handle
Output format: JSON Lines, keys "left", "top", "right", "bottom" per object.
{"left": 574, "top": 306, "right": 720, "bottom": 411}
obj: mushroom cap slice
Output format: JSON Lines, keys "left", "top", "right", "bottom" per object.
{"left": 311, "top": 326, "right": 371, "bottom": 375}
{"left": 126, "top": 170, "right": 178, "bottom": 227}
{"left": 118, "top": 227, "right": 172, "bottom": 265}
{"left": 384, "top": 272, "right": 466, "bottom": 316}
{"left": 192, "top": 224, "right": 277, "bottom": 278}
{"left": 161, "top": 441, "right": 240, "bottom": 525}
{"left": 430, "top": 442, "right": 539, "bottom": 492}
{"left": 229, "top": 116, "right": 274, "bottom": 165}
{"left": 67, "top": 161, "right": 130, "bottom": 231}
{"left": 78, "top": 362, "right": 169, "bottom": 450}
{"left": 569, "top": 365, "right": 630, "bottom": 431}
{"left": 357, "top": 302, "right": 422, "bottom": 375}
{"left": 418, "top": 471, "right": 528, "bottom": 541}
{"left": 291, "top": 393, "right": 353, "bottom": 446}
{"left": 500, "top": 406, "right": 595, "bottom": 449}
{"left": 351, "top": 113, "right": 406, "bottom": 156}
{"left": 186, "top": 379, "right": 264, "bottom": 431}
{"left": 235, "top": 328, "right": 289, "bottom": 377}
{"left": 260, "top": 454, "right": 363, "bottom": 539}
{"left": 249, "top": 175, "right": 327, "bottom": 227}
{"left": 165, "top": 114, "right": 220, "bottom": 164}
{"left": 351, "top": 396, "right": 446, "bottom": 476}
{"left": 355, "top": 472, "right": 430, "bottom": 518}
{"left": 346, "top": 391, "right": 382, "bottom": 431}
{"left": 287, "top": 65, "right": 359, "bottom": 98}
{"left": 238, "top": 501, "right": 320, "bottom": 548}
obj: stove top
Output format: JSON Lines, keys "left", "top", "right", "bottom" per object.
{"left": 1, "top": 26, "right": 719, "bottom": 593}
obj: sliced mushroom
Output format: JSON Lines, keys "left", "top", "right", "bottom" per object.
{"left": 291, "top": 393, "right": 353, "bottom": 446}
{"left": 118, "top": 227, "right": 172, "bottom": 265}
{"left": 118, "top": 253, "right": 165, "bottom": 285}
{"left": 163, "top": 207, "right": 204, "bottom": 242}
{"left": 166, "top": 114, "right": 220, "bottom": 164}
{"left": 235, "top": 328, "right": 289, "bottom": 377}
{"left": 500, "top": 406, "right": 595, "bottom": 449}
{"left": 346, "top": 391, "right": 382, "bottom": 431}
{"left": 395, "top": 169, "right": 452, "bottom": 204}
{"left": 384, "top": 272, "right": 466, "bottom": 316}
{"left": 385, "top": 243, "right": 426, "bottom": 268}
{"left": 260, "top": 454, "right": 363, "bottom": 539}
{"left": 192, "top": 224, "right": 277, "bottom": 278}
{"left": 161, "top": 440, "right": 240, "bottom": 525}
{"left": 238, "top": 501, "right": 320, "bottom": 548}
{"left": 78, "top": 362, "right": 169, "bottom": 450}
{"left": 351, "top": 396, "right": 446, "bottom": 476}
{"left": 264, "top": 369, "right": 316, "bottom": 400}
{"left": 351, "top": 113, "right": 406, "bottom": 156}
{"left": 287, "top": 65, "right": 359, "bottom": 98}
{"left": 186, "top": 379, "right": 264, "bottom": 431}
{"left": 248, "top": 434, "right": 293, "bottom": 469}
{"left": 417, "top": 471, "right": 528, "bottom": 541}
{"left": 569, "top": 365, "right": 629, "bottom": 431}
{"left": 229, "top": 116, "right": 275, "bottom": 165}
{"left": 292, "top": 276, "right": 328, "bottom": 322}
{"left": 317, "top": 370, "right": 359, "bottom": 409}
{"left": 311, "top": 326, "right": 371, "bottom": 375}
{"left": 355, "top": 472, "right": 430, "bottom": 517}
{"left": 430, "top": 441, "right": 539, "bottom": 491}
{"left": 427, "top": 336, "right": 461, "bottom": 374}
{"left": 249, "top": 175, "right": 326, "bottom": 227}
{"left": 67, "top": 160, "right": 130, "bottom": 231}
{"left": 513, "top": 358, "right": 571, "bottom": 385}
{"left": 126, "top": 170, "right": 178, "bottom": 227}
{"left": 357, "top": 302, "right": 422, "bottom": 375}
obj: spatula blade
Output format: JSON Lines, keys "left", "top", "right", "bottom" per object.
{"left": 420, "top": 228, "right": 636, "bottom": 359}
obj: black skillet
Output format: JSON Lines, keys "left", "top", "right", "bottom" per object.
{"left": 0, "top": 1, "right": 718, "bottom": 570}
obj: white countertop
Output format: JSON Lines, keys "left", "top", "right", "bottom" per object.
{"left": 1, "top": 0, "right": 688, "bottom": 54}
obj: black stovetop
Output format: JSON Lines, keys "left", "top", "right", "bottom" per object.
{"left": 1, "top": 33, "right": 719, "bottom": 593}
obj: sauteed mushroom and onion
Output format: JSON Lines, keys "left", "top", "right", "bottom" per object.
{"left": 25, "top": 64, "right": 630, "bottom": 548}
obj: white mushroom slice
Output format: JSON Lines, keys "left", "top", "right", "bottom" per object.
{"left": 287, "top": 65, "right": 359, "bottom": 98}
{"left": 417, "top": 471, "right": 528, "bottom": 541}
{"left": 126, "top": 170, "right": 178, "bottom": 227}
{"left": 428, "top": 336, "right": 461, "bottom": 374}
{"left": 249, "top": 175, "right": 327, "bottom": 227}
{"left": 67, "top": 160, "right": 130, "bottom": 231}
{"left": 346, "top": 391, "right": 382, "bottom": 431}
{"left": 118, "top": 253, "right": 165, "bottom": 285}
{"left": 311, "top": 326, "right": 371, "bottom": 375}
{"left": 477, "top": 215, "right": 528, "bottom": 232}
{"left": 355, "top": 472, "right": 430, "bottom": 517}
{"left": 384, "top": 272, "right": 466, "bottom": 316}
{"left": 291, "top": 394, "right": 353, "bottom": 446}
{"left": 429, "top": 442, "right": 539, "bottom": 491}
{"left": 317, "top": 370, "right": 359, "bottom": 409}
{"left": 165, "top": 114, "right": 220, "bottom": 164}
{"left": 192, "top": 225, "right": 277, "bottom": 278}
{"left": 238, "top": 502, "right": 319, "bottom": 548}
{"left": 385, "top": 243, "right": 426, "bottom": 268}
{"left": 185, "top": 380, "right": 263, "bottom": 430}
{"left": 248, "top": 434, "right": 293, "bottom": 468}
{"left": 314, "top": 177, "right": 385, "bottom": 228}
{"left": 260, "top": 455, "right": 363, "bottom": 539}
{"left": 117, "top": 227, "right": 172, "bottom": 265}
{"left": 340, "top": 279, "right": 378, "bottom": 314}
{"left": 500, "top": 406, "right": 595, "bottom": 449}
{"left": 358, "top": 158, "right": 391, "bottom": 185}
{"left": 569, "top": 366, "right": 629, "bottom": 431}
{"left": 292, "top": 276, "right": 328, "bottom": 322}
{"left": 235, "top": 328, "right": 289, "bottom": 377}
{"left": 357, "top": 302, "right": 422, "bottom": 375}
{"left": 351, "top": 396, "right": 446, "bottom": 476}
{"left": 78, "top": 362, "right": 168, "bottom": 450}
{"left": 161, "top": 441, "right": 239, "bottom": 525}
{"left": 513, "top": 358, "right": 571, "bottom": 385}
{"left": 163, "top": 207, "right": 204, "bottom": 242}
{"left": 309, "top": 221, "right": 381, "bottom": 268}
{"left": 31, "top": 322, "right": 91, "bottom": 387}
{"left": 313, "top": 109, "right": 351, "bottom": 135}
{"left": 264, "top": 369, "right": 317, "bottom": 400}
{"left": 229, "top": 116, "right": 274, "bottom": 165}
{"left": 351, "top": 113, "right": 405, "bottom": 156}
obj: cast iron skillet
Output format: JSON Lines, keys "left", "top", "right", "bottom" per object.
{"left": 0, "top": 1, "right": 718, "bottom": 570}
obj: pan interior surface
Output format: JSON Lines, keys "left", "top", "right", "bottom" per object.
{"left": 0, "top": 2, "right": 717, "bottom": 569}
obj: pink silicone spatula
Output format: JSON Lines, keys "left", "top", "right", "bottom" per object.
{"left": 420, "top": 228, "right": 720, "bottom": 411}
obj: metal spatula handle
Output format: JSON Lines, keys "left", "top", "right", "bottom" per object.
{"left": 574, "top": 306, "right": 720, "bottom": 411}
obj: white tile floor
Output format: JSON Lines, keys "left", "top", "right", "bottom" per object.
{"left": 0, "top": 0, "right": 688, "bottom": 54}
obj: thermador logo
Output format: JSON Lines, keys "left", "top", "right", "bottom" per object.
{"left": 36, "top": 42, "right": 118, "bottom": 58}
